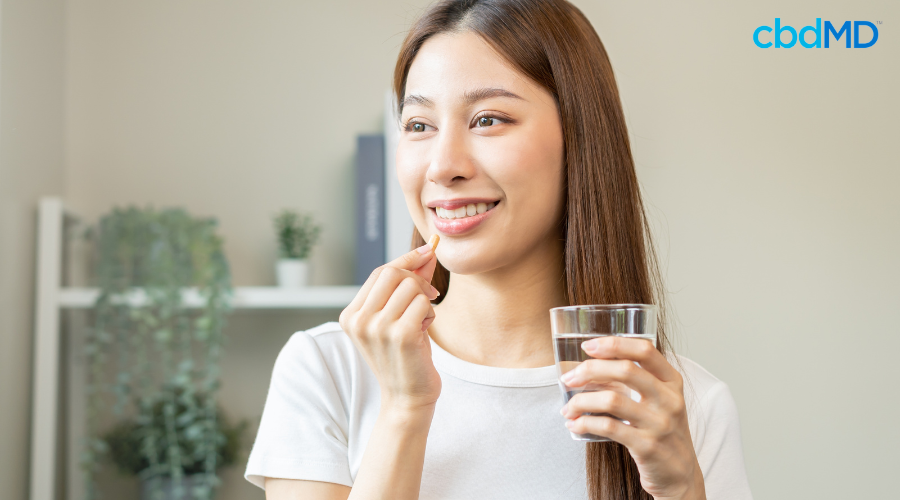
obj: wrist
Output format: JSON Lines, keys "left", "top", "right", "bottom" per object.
{"left": 379, "top": 401, "right": 436, "bottom": 431}
{"left": 655, "top": 465, "right": 706, "bottom": 500}
{"left": 688, "top": 462, "right": 706, "bottom": 500}
{"left": 670, "top": 469, "right": 707, "bottom": 500}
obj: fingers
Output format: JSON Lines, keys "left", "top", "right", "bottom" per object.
{"left": 386, "top": 234, "right": 439, "bottom": 274}
{"left": 581, "top": 336, "right": 681, "bottom": 384}
{"left": 381, "top": 277, "right": 428, "bottom": 321}
{"left": 414, "top": 253, "right": 438, "bottom": 283}
{"left": 342, "top": 235, "right": 439, "bottom": 319}
{"left": 564, "top": 414, "right": 641, "bottom": 450}
{"left": 563, "top": 389, "right": 643, "bottom": 424}
{"left": 361, "top": 267, "right": 438, "bottom": 314}
{"left": 339, "top": 234, "right": 440, "bottom": 337}
{"left": 562, "top": 359, "right": 661, "bottom": 401}
{"left": 400, "top": 293, "right": 435, "bottom": 333}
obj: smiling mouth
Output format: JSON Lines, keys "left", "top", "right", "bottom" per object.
{"left": 433, "top": 201, "right": 499, "bottom": 220}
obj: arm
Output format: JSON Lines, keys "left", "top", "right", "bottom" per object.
{"left": 347, "top": 406, "right": 434, "bottom": 499}
{"left": 265, "top": 241, "right": 442, "bottom": 500}
{"left": 264, "top": 407, "right": 433, "bottom": 500}
{"left": 265, "top": 478, "right": 350, "bottom": 500}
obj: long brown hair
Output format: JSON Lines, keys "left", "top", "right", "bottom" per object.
{"left": 394, "top": 1, "right": 669, "bottom": 498}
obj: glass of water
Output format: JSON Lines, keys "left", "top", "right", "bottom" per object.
{"left": 550, "top": 304, "right": 658, "bottom": 442}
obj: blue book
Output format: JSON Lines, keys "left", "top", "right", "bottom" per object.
{"left": 355, "top": 135, "right": 386, "bottom": 285}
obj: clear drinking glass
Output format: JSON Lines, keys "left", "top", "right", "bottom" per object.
{"left": 550, "top": 304, "right": 658, "bottom": 442}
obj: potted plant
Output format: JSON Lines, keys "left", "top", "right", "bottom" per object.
{"left": 102, "top": 387, "right": 247, "bottom": 500}
{"left": 273, "top": 209, "right": 321, "bottom": 287}
{"left": 82, "top": 206, "right": 233, "bottom": 500}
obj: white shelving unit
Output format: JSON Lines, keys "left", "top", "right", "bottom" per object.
{"left": 56, "top": 286, "right": 359, "bottom": 309}
{"left": 29, "top": 198, "right": 359, "bottom": 500}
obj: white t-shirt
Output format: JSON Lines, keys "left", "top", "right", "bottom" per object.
{"left": 245, "top": 322, "right": 753, "bottom": 499}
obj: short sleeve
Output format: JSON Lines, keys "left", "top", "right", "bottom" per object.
{"left": 244, "top": 330, "right": 353, "bottom": 489}
{"left": 692, "top": 382, "right": 754, "bottom": 500}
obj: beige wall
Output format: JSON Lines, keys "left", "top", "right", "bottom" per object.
{"left": 576, "top": 1, "right": 899, "bottom": 498}
{"left": 64, "top": 0, "right": 441, "bottom": 287}
{"left": 2, "top": 0, "right": 897, "bottom": 499}
{"left": 62, "top": 1, "right": 435, "bottom": 499}
{"left": 0, "top": 1, "right": 66, "bottom": 499}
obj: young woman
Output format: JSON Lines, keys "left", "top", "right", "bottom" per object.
{"left": 245, "top": 1, "right": 752, "bottom": 499}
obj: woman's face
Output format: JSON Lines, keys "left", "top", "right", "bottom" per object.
{"left": 397, "top": 31, "right": 565, "bottom": 275}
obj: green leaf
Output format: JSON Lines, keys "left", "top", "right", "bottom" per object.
{"left": 154, "top": 329, "right": 172, "bottom": 343}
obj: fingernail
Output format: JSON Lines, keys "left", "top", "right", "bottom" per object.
{"left": 565, "top": 420, "right": 576, "bottom": 430}
{"left": 417, "top": 243, "right": 432, "bottom": 255}
{"left": 430, "top": 285, "right": 440, "bottom": 297}
{"left": 561, "top": 371, "right": 576, "bottom": 384}
{"left": 559, "top": 404, "right": 568, "bottom": 416}
{"left": 581, "top": 339, "right": 598, "bottom": 352}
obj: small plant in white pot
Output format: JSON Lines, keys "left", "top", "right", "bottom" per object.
{"left": 273, "top": 209, "right": 321, "bottom": 287}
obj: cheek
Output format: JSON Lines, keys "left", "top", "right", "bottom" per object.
{"left": 395, "top": 144, "right": 414, "bottom": 187}
{"left": 485, "top": 129, "right": 565, "bottom": 214}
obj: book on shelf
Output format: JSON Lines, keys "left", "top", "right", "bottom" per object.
{"left": 355, "top": 134, "right": 386, "bottom": 285}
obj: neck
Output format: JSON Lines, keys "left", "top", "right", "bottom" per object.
{"left": 429, "top": 239, "right": 567, "bottom": 368}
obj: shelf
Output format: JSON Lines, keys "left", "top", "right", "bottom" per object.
{"left": 57, "top": 286, "right": 360, "bottom": 309}
{"left": 31, "top": 199, "right": 364, "bottom": 500}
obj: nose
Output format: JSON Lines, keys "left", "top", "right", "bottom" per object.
{"left": 425, "top": 127, "right": 477, "bottom": 187}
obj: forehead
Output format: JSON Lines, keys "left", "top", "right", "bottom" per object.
{"left": 404, "top": 31, "right": 539, "bottom": 106}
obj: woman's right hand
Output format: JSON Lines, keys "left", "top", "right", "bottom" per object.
{"left": 339, "top": 238, "right": 442, "bottom": 414}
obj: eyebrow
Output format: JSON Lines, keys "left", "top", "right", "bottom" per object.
{"left": 400, "top": 87, "right": 524, "bottom": 113}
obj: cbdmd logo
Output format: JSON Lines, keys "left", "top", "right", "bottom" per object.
{"left": 753, "top": 19, "right": 880, "bottom": 48}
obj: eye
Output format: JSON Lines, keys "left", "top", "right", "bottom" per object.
{"left": 404, "top": 120, "right": 434, "bottom": 133}
{"left": 473, "top": 113, "right": 508, "bottom": 128}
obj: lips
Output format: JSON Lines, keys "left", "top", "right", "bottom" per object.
{"left": 428, "top": 199, "right": 500, "bottom": 235}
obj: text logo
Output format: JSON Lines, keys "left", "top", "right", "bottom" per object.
{"left": 754, "top": 19, "right": 879, "bottom": 48}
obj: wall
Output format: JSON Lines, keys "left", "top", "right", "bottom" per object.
{"left": 63, "top": 1, "right": 434, "bottom": 499}
{"left": 1, "top": 0, "right": 893, "bottom": 499}
{"left": 572, "top": 0, "right": 899, "bottom": 498}
{"left": 0, "top": 1, "right": 66, "bottom": 500}
{"left": 64, "top": 0, "right": 442, "bottom": 287}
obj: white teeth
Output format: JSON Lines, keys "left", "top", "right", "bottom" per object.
{"left": 435, "top": 201, "right": 498, "bottom": 219}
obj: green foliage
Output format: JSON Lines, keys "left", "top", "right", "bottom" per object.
{"left": 273, "top": 209, "right": 321, "bottom": 260}
{"left": 82, "top": 206, "right": 232, "bottom": 500}
{"left": 102, "top": 388, "right": 247, "bottom": 476}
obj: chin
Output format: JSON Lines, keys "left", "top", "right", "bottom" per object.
{"left": 434, "top": 241, "right": 507, "bottom": 276}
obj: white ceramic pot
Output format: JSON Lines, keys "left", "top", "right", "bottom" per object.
{"left": 277, "top": 259, "right": 310, "bottom": 287}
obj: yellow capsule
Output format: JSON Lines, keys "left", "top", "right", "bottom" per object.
{"left": 428, "top": 234, "right": 440, "bottom": 253}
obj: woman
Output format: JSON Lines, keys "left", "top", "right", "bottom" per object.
{"left": 245, "top": 1, "right": 752, "bottom": 499}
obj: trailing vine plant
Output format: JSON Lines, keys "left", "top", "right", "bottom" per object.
{"left": 82, "top": 207, "right": 232, "bottom": 500}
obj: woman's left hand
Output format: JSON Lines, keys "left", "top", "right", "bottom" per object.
{"left": 560, "top": 337, "right": 706, "bottom": 500}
